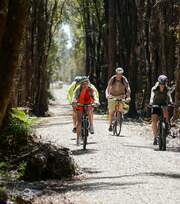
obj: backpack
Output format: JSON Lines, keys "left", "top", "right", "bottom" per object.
{"left": 111, "top": 75, "right": 129, "bottom": 94}
{"left": 75, "top": 86, "right": 94, "bottom": 99}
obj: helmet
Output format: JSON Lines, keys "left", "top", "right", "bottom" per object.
{"left": 80, "top": 76, "right": 89, "bottom": 84}
{"left": 158, "top": 75, "right": 168, "bottom": 85}
{"left": 116, "top": 67, "right": 124, "bottom": 74}
{"left": 74, "top": 76, "right": 82, "bottom": 83}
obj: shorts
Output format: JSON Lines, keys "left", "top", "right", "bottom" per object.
{"left": 108, "top": 97, "right": 125, "bottom": 112}
{"left": 151, "top": 105, "right": 168, "bottom": 116}
{"left": 76, "top": 106, "right": 93, "bottom": 111}
{"left": 108, "top": 98, "right": 115, "bottom": 112}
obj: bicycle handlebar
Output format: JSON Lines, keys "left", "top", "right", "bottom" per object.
{"left": 148, "top": 104, "right": 175, "bottom": 108}
{"left": 77, "top": 103, "right": 94, "bottom": 106}
{"left": 112, "top": 98, "right": 128, "bottom": 103}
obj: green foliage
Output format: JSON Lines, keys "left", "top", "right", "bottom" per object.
{"left": 0, "top": 161, "right": 27, "bottom": 203}
{"left": 8, "top": 108, "right": 37, "bottom": 137}
{"left": 0, "top": 186, "right": 7, "bottom": 202}
{"left": 0, "top": 161, "right": 27, "bottom": 180}
{"left": 47, "top": 0, "right": 87, "bottom": 83}
{"left": 0, "top": 162, "right": 9, "bottom": 178}
{"left": 15, "top": 161, "right": 27, "bottom": 179}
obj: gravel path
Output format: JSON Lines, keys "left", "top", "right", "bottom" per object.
{"left": 35, "top": 85, "right": 180, "bottom": 204}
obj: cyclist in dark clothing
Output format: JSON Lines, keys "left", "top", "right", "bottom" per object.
{"left": 149, "top": 75, "right": 173, "bottom": 145}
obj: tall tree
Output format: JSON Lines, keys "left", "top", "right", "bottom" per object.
{"left": 0, "top": 0, "right": 29, "bottom": 127}
{"left": 107, "top": 0, "right": 116, "bottom": 78}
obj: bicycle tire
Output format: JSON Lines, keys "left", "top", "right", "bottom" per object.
{"left": 116, "top": 112, "right": 123, "bottom": 136}
{"left": 113, "top": 112, "right": 122, "bottom": 136}
{"left": 112, "top": 121, "right": 117, "bottom": 135}
{"left": 162, "top": 121, "right": 167, "bottom": 151}
{"left": 82, "top": 119, "right": 88, "bottom": 150}
{"left": 158, "top": 122, "right": 162, "bottom": 150}
{"left": 83, "top": 128, "right": 88, "bottom": 150}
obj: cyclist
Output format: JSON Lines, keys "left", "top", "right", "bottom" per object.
{"left": 72, "top": 77, "right": 99, "bottom": 145}
{"left": 67, "top": 76, "right": 82, "bottom": 133}
{"left": 106, "top": 67, "right": 131, "bottom": 131}
{"left": 149, "top": 75, "right": 173, "bottom": 145}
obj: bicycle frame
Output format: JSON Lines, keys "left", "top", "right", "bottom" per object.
{"left": 78, "top": 103, "right": 93, "bottom": 150}
{"left": 81, "top": 105, "right": 89, "bottom": 136}
{"left": 112, "top": 98, "right": 125, "bottom": 136}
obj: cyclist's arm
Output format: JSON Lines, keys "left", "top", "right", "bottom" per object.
{"left": 149, "top": 87, "right": 155, "bottom": 105}
{"left": 67, "top": 87, "right": 73, "bottom": 104}
{"left": 126, "top": 82, "right": 131, "bottom": 99}
{"left": 106, "top": 76, "right": 115, "bottom": 98}
{"left": 105, "top": 87, "right": 109, "bottom": 98}
{"left": 91, "top": 84, "right": 99, "bottom": 104}
{"left": 169, "top": 84, "right": 176, "bottom": 94}
{"left": 67, "top": 82, "right": 76, "bottom": 104}
{"left": 72, "top": 87, "right": 80, "bottom": 104}
{"left": 167, "top": 90, "right": 173, "bottom": 104}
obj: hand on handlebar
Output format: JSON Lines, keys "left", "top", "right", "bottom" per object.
{"left": 107, "top": 95, "right": 113, "bottom": 99}
{"left": 125, "top": 97, "right": 131, "bottom": 103}
{"left": 94, "top": 102, "right": 100, "bottom": 107}
{"left": 72, "top": 102, "right": 77, "bottom": 107}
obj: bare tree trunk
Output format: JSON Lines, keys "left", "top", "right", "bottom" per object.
{"left": 108, "top": 0, "right": 116, "bottom": 78}
{"left": 0, "top": 0, "right": 9, "bottom": 47}
{"left": 0, "top": 0, "right": 29, "bottom": 128}
{"left": 172, "top": 46, "right": 180, "bottom": 121}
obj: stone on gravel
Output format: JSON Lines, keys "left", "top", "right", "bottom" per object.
{"left": 23, "top": 143, "right": 76, "bottom": 181}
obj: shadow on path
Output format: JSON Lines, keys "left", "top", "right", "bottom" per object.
{"left": 71, "top": 148, "right": 98, "bottom": 155}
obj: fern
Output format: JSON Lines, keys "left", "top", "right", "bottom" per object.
{"left": 8, "top": 108, "right": 37, "bottom": 136}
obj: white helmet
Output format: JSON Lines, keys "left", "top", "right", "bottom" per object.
{"left": 116, "top": 67, "right": 124, "bottom": 74}
{"left": 158, "top": 75, "right": 168, "bottom": 85}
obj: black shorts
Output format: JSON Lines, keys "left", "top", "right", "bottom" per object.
{"left": 151, "top": 107, "right": 162, "bottom": 116}
{"left": 151, "top": 105, "right": 167, "bottom": 116}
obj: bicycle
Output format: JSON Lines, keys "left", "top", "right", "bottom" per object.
{"left": 78, "top": 103, "right": 93, "bottom": 150}
{"left": 112, "top": 98, "right": 127, "bottom": 136}
{"left": 152, "top": 105, "right": 170, "bottom": 151}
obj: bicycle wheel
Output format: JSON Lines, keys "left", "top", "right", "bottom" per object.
{"left": 112, "top": 112, "right": 117, "bottom": 136}
{"left": 161, "top": 121, "right": 167, "bottom": 151}
{"left": 116, "top": 112, "right": 123, "bottom": 136}
{"left": 82, "top": 119, "right": 89, "bottom": 150}
{"left": 113, "top": 112, "right": 122, "bottom": 136}
{"left": 112, "top": 120, "right": 117, "bottom": 136}
{"left": 158, "top": 122, "right": 162, "bottom": 150}
{"left": 83, "top": 128, "right": 88, "bottom": 150}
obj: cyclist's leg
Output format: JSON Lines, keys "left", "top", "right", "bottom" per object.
{"left": 163, "top": 108, "right": 169, "bottom": 122}
{"left": 151, "top": 114, "right": 158, "bottom": 137}
{"left": 72, "top": 106, "right": 77, "bottom": 133}
{"left": 108, "top": 98, "right": 115, "bottom": 131}
{"left": 88, "top": 108, "right": 94, "bottom": 134}
{"left": 76, "top": 110, "right": 83, "bottom": 145}
{"left": 163, "top": 108, "right": 170, "bottom": 133}
{"left": 151, "top": 107, "right": 159, "bottom": 145}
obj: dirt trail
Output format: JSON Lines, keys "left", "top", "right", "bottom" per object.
{"left": 35, "top": 85, "right": 180, "bottom": 204}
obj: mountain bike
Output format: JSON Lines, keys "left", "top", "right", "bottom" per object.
{"left": 152, "top": 105, "right": 169, "bottom": 151}
{"left": 112, "top": 98, "right": 127, "bottom": 136}
{"left": 78, "top": 103, "right": 93, "bottom": 150}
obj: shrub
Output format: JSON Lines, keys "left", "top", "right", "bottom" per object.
{"left": 8, "top": 108, "right": 37, "bottom": 137}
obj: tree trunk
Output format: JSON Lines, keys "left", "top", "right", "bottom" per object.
{"left": 108, "top": 0, "right": 116, "bottom": 78}
{"left": 0, "top": 0, "right": 9, "bottom": 47}
{"left": 172, "top": 46, "right": 180, "bottom": 121}
{"left": 0, "top": 0, "right": 29, "bottom": 128}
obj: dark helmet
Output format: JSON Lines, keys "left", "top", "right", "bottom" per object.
{"left": 158, "top": 75, "right": 168, "bottom": 85}
{"left": 74, "top": 76, "right": 82, "bottom": 83}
